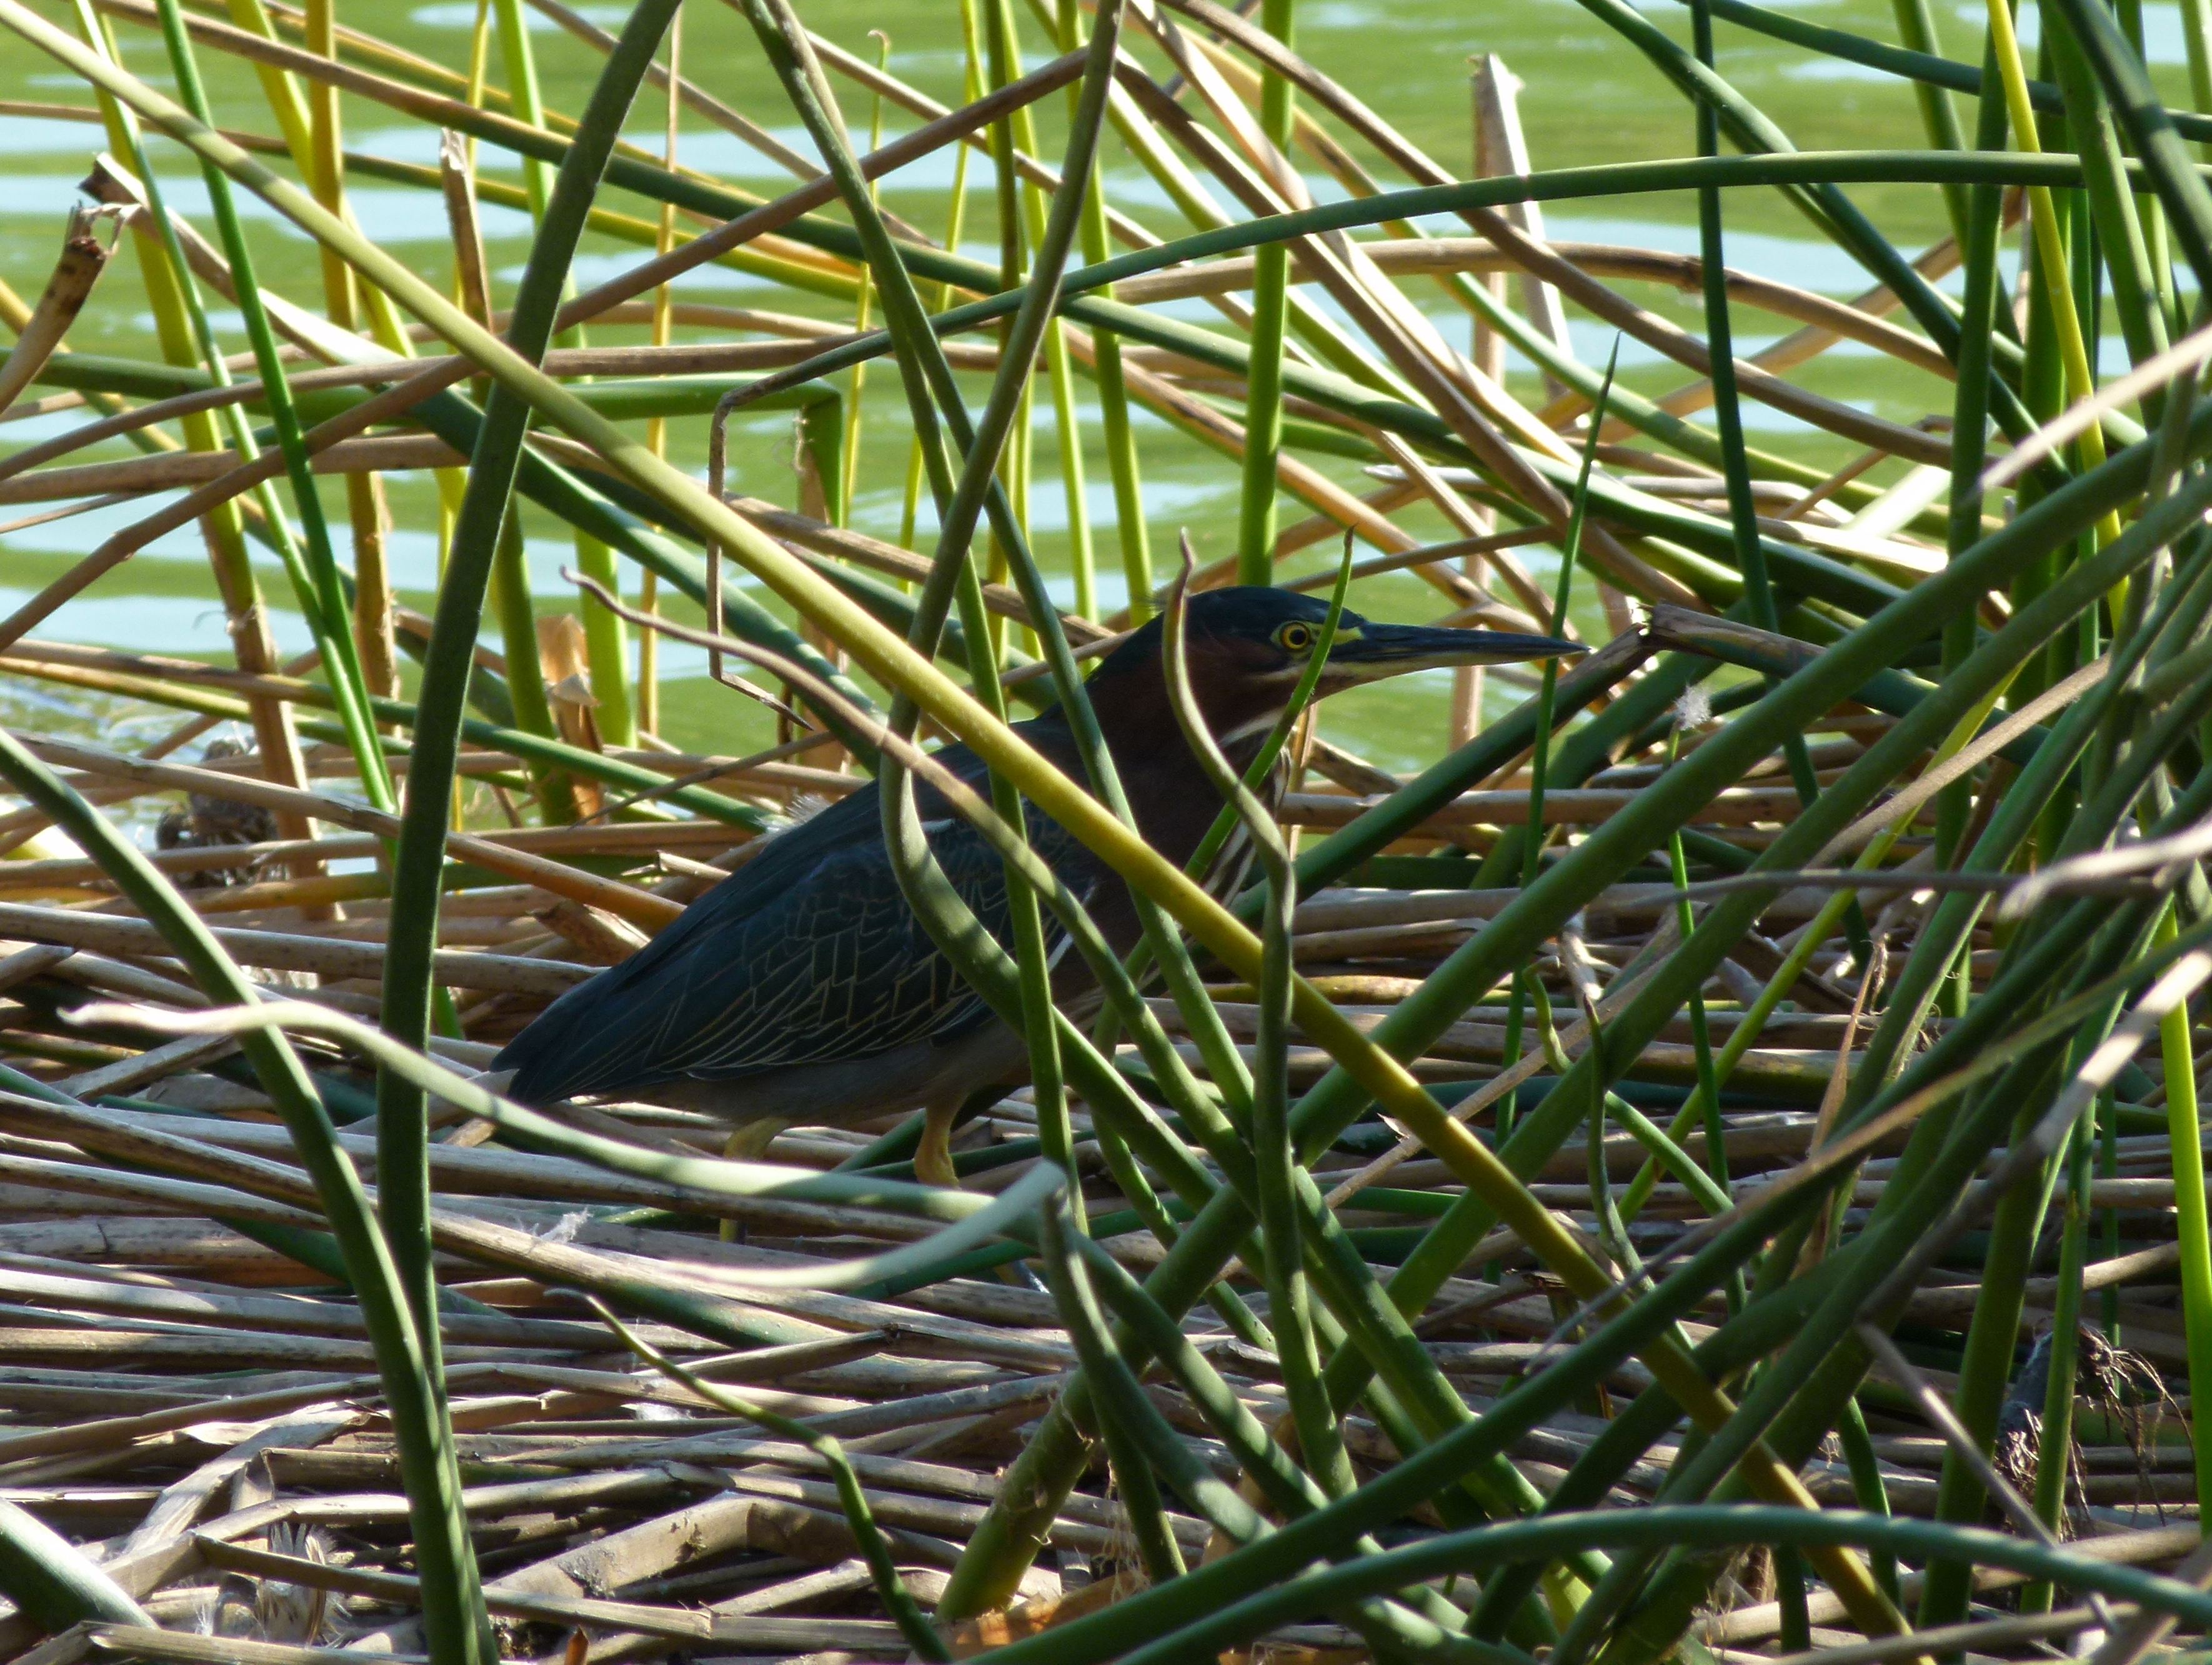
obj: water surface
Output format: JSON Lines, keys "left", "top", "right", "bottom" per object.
{"left": 0, "top": 0, "right": 2136, "bottom": 772}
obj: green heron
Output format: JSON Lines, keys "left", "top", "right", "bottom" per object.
{"left": 492, "top": 587, "right": 1579, "bottom": 1185}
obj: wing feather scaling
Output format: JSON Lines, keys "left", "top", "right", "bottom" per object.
{"left": 497, "top": 756, "right": 1094, "bottom": 1105}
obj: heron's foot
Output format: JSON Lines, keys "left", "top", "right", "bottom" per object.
{"left": 915, "top": 1100, "right": 960, "bottom": 1190}
{"left": 720, "top": 1119, "right": 787, "bottom": 1240}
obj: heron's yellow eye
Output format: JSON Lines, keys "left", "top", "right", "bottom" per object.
{"left": 1277, "top": 621, "right": 1317, "bottom": 654}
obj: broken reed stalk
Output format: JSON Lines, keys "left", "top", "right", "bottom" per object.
{"left": 0, "top": 207, "right": 112, "bottom": 419}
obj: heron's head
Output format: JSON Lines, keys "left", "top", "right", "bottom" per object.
{"left": 1093, "top": 586, "right": 1583, "bottom": 744}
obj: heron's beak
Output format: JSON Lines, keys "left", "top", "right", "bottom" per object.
{"left": 1319, "top": 621, "right": 1585, "bottom": 681}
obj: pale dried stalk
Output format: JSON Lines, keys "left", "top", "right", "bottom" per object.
{"left": 0, "top": 208, "right": 113, "bottom": 419}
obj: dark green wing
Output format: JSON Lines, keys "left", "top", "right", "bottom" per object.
{"left": 496, "top": 764, "right": 1089, "bottom": 1103}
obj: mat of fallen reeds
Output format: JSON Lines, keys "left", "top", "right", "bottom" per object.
{"left": 2, "top": 0, "right": 2212, "bottom": 1661}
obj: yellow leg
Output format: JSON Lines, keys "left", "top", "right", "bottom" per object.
{"left": 720, "top": 1119, "right": 787, "bottom": 1239}
{"left": 916, "top": 1098, "right": 961, "bottom": 1190}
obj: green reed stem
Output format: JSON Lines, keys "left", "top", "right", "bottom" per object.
{"left": 898, "top": 0, "right": 979, "bottom": 558}
{"left": 491, "top": 0, "right": 633, "bottom": 752}
{"left": 1059, "top": 0, "right": 1152, "bottom": 620}
{"left": 2046, "top": 0, "right": 2212, "bottom": 291}
{"left": 1836, "top": 1395, "right": 1897, "bottom": 1602}
{"left": 992, "top": 25, "right": 1094, "bottom": 622}
{"left": 0, "top": 0, "right": 1622, "bottom": 1353}
{"left": 487, "top": 511, "right": 578, "bottom": 822}
{"left": 1290, "top": 381, "right": 2212, "bottom": 1189}
{"left": 1496, "top": 906, "right": 2203, "bottom": 1648}
{"left": 125, "top": 11, "right": 392, "bottom": 814}
{"left": 1092, "top": 534, "right": 1358, "bottom": 1109}
{"left": 984, "top": 1167, "right": 1832, "bottom": 1665}
{"left": 841, "top": 32, "right": 889, "bottom": 525}
{"left": 1085, "top": 60, "right": 1403, "bottom": 406}
{"left": 733, "top": 0, "right": 1087, "bottom": 1229}
{"left": 2020, "top": 1115, "right": 2093, "bottom": 1612}
{"left": 1162, "top": 551, "right": 1351, "bottom": 1496}
{"left": 824, "top": 0, "right": 1255, "bottom": 1189}
{"left": 56, "top": 16, "right": 2212, "bottom": 1654}
{"left": 1916, "top": 1094, "right": 2066, "bottom": 1628}
{"left": 1502, "top": 345, "right": 1613, "bottom": 1141}
{"left": 2154, "top": 903, "right": 2212, "bottom": 1521}
{"left": 961, "top": 562, "right": 1077, "bottom": 1214}
{"left": 1596, "top": 896, "right": 2211, "bottom": 1653}
{"left": 2046, "top": 3, "right": 2171, "bottom": 381}
{"left": 1890, "top": 0, "right": 1972, "bottom": 238}
{"left": 592, "top": 1299, "right": 949, "bottom": 1660}
{"left": 1663, "top": 732, "right": 1726, "bottom": 1179}
{"left": 1689, "top": 0, "right": 2212, "bottom": 141}
{"left": 1580, "top": 0, "right": 2033, "bottom": 428}
{"left": 982, "top": 0, "right": 1028, "bottom": 652}
{"left": 1303, "top": 430, "right": 2212, "bottom": 1509}
{"left": 1034, "top": 1208, "right": 1190, "bottom": 1584}
{"left": 0, "top": 729, "right": 487, "bottom": 1663}
{"left": 0, "top": 1500, "right": 152, "bottom": 1632}
{"left": 1688, "top": 1, "right": 1847, "bottom": 964}
{"left": 374, "top": 0, "right": 679, "bottom": 1411}
{"left": 1071, "top": 1215, "right": 1552, "bottom": 1640}
{"left": 1038, "top": 1209, "right": 1511, "bottom": 1663}
{"left": 1233, "top": 0, "right": 1294, "bottom": 585}
{"left": 588, "top": 583, "right": 1278, "bottom": 1367}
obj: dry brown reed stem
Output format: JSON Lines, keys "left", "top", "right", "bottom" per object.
{"left": 526, "top": 0, "right": 810, "bottom": 181}
{"left": 1368, "top": 430, "right": 1572, "bottom": 625}
{"left": 71, "top": 0, "right": 1082, "bottom": 394}
{"left": 0, "top": 436, "right": 474, "bottom": 502}
{"left": 1276, "top": 527, "right": 1554, "bottom": 592}
{"left": 88, "top": 0, "right": 657, "bottom": 171}
{"left": 189, "top": 1538, "right": 914, "bottom": 1651}
{"left": 1492, "top": 234, "right": 1958, "bottom": 464}
{"left": 1114, "top": 239, "right": 1955, "bottom": 378}
{"left": 1277, "top": 784, "right": 1827, "bottom": 828}
{"left": 71, "top": 1116, "right": 984, "bottom": 1248}
{"left": 0, "top": 808, "right": 740, "bottom": 884}
{"left": 526, "top": 0, "right": 929, "bottom": 256}
{"left": 1113, "top": 28, "right": 1692, "bottom": 608}
{"left": 0, "top": 494, "right": 135, "bottom": 537}
{"left": 1703, "top": 1528, "right": 2203, "bottom": 1647}
{"left": 0, "top": 337, "right": 984, "bottom": 487}
{"left": 1638, "top": 216, "right": 1991, "bottom": 427}
{"left": 84, "top": 188, "right": 354, "bottom": 374}
{"left": 0, "top": 902, "right": 593, "bottom": 993}
{"left": 730, "top": 499, "right": 1114, "bottom": 642}
{"left": 10, "top": 0, "right": 1092, "bottom": 729}
{"left": 1326, "top": 955, "right": 1672, "bottom": 1203}
{"left": 1086, "top": 344, "right": 1423, "bottom": 562}
{"left": 0, "top": 367, "right": 474, "bottom": 655}
{"left": 437, "top": 128, "right": 494, "bottom": 352}
{"left": 1809, "top": 656, "right": 2106, "bottom": 864}
{"left": 0, "top": 782, "right": 2161, "bottom": 1665}
{"left": 0, "top": 1092, "right": 817, "bottom": 1324}
{"left": 0, "top": 227, "right": 309, "bottom": 864}
{"left": 10, "top": 738, "right": 687, "bottom": 928}
{"left": 792, "top": 17, "right": 1162, "bottom": 251}
{"left": 512, "top": 40, "right": 1089, "bottom": 333}
{"left": 1856, "top": 1321, "right": 2100, "bottom": 1574}
{"left": 1160, "top": 0, "right": 1960, "bottom": 469}
{"left": 1145, "top": 12, "right": 1570, "bottom": 479}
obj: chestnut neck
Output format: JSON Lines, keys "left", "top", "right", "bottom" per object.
{"left": 1034, "top": 646, "right": 1283, "bottom": 872}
